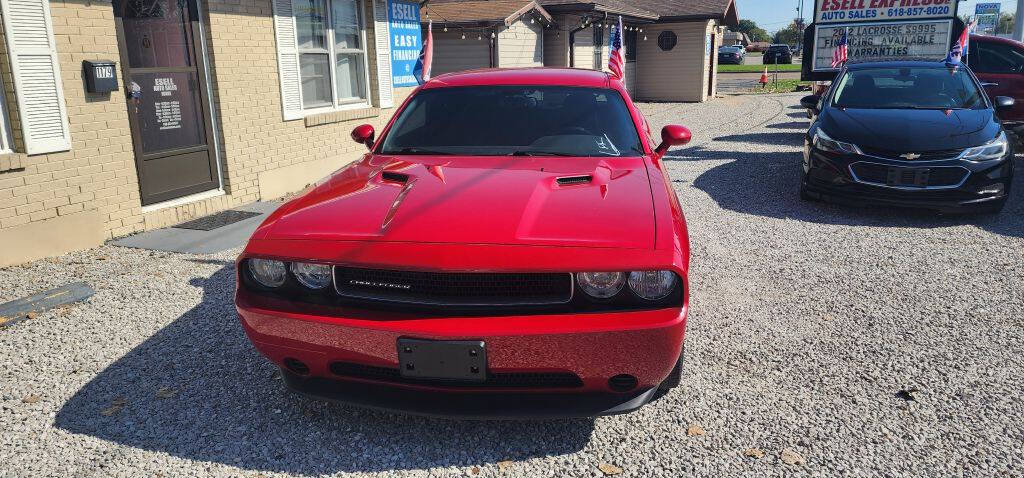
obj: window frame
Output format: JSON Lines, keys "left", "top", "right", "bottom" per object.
{"left": 295, "top": 0, "right": 372, "bottom": 115}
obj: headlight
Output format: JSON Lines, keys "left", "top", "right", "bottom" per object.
{"left": 813, "top": 129, "right": 862, "bottom": 155}
{"left": 961, "top": 132, "right": 1009, "bottom": 162}
{"left": 628, "top": 271, "right": 678, "bottom": 300}
{"left": 290, "top": 262, "right": 332, "bottom": 289}
{"left": 248, "top": 259, "right": 287, "bottom": 288}
{"left": 576, "top": 272, "right": 626, "bottom": 299}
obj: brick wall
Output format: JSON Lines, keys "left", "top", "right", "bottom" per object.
{"left": 0, "top": 0, "right": 137, "bottom": 236}
{"left": 0, "top": 0, "right": 412, "bottom": 264}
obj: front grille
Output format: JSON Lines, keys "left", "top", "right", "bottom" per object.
{"left": 850, "top": 163, "right": 968, "bottom": 188}
{"left": 860, "top": 146, "right": 964, "bottom": 161}
{"left": 334, "top": 267, "right": 573, "bottom": 306}
{"left": 329, "top": 362, "right": 584, "bottom": 389}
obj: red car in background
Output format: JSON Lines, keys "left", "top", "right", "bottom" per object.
{"left": 970, "top": 35, "right": 1024, "bottom": 138}
{"left": 235, "top": 68, "right": 693, "bottom": 418}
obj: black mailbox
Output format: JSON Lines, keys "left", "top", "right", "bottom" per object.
{"left": 83, "top": 60, "right": 118, "bottom": 93}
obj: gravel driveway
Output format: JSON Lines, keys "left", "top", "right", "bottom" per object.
{"left": 2, "top": 93, "right": 1022, "bottom": 477}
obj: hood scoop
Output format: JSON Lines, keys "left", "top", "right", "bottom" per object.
{"left": 556, "top": 175, "right": 593, "bottom": 186}
{"left": 380, "top": 171, "right": 410, "bottom": 183}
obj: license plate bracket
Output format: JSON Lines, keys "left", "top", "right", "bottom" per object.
{"left": 397, "top": 338, "right": 487, "bottom": 382}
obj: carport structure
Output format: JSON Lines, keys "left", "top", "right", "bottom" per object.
{"left": 423, "top": 0, "right": 739, "bottom": 102}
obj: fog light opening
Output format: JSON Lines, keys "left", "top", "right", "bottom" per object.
{"left": 608, "top": 374, "right": 638, "bottom": 392}
{"left": 283, "top": 357, "right": 310, "bottom": 376}
{"left": 977, "top": 183, "right": 1004, "bottom": 195}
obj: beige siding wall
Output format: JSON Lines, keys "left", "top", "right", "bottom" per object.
{"left": 0, "top": 0, "right": 413, "bottom": 266}
{"left": 543, "top": 16, "right": 569, "bottom": 67}
{"left": 635, "top": 20, "right": 714, "bottom": 102}
{"left": 496, "top": 19, "right": 543, "bottom": 68}
{"left": 571, "top": 21, "right": 595, "bottom": 69}
{"left": 430, "top": 29, "right": 491, "bottom": 75}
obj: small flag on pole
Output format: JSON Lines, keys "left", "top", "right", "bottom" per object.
{"left": 609, "top": 16, "right": 625, "bottom": 83}
{"left": 831, "top": 28, "right": 848, "bottom": 68}
{"left": 414, "top": 21, "right": 434, "bottom": 84}
{"left": 945, "top": 18, "right": 976, "bottom": 67}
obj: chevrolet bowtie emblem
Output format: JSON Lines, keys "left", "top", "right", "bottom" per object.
{"left": 900, "top": 153, "right": 922, "bottom": 160}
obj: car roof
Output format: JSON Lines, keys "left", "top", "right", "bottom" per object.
{"left": 845, "top": 60, "right": 962, "bottom": 70}
{"left": 971, "top": 33, "right": 1024, "bottom": 49}
{"left": 422, "top": 68, "right": 612, "bottom": 89}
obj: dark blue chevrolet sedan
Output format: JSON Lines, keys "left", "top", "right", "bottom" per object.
{"left": 800, "top": 60, "right": 1016, "bottom": 214}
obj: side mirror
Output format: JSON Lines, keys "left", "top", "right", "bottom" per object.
{"left": 655, "top": 125, "right": 692, "bottom": 156}
{"left": 800, "top": 95, "right": 820, "bottom": 111}
{"left": 995, "top": 96, "right": 1015, "bottom": 110}
{"left": 351, "top": 124, "right": 375, "bottom": 150}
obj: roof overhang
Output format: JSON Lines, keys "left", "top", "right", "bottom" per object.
{"left": 421, "top": 1, "right": 554, "bottom": 27}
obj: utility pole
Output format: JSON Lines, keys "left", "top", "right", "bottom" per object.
{"left": 1015, "top": 0, "right": 1024, "bottom": 41}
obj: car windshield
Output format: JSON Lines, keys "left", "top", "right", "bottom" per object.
{"left": 379, "top": 86, "right": 643, "bottom": 157}
{"left": 831, "top": 66, "right": 987, "bottom": 110}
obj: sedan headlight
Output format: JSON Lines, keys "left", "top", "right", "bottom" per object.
{"left": 248, "top": 259, "right": 287, "bottom": 288}
{"left": 813, "top": 129, "right": 863, "bottom": 155}
{"left": 961, "top": 131, "right": 1009, "bottom": 162}
{"left": 628, "top": 271, "right": 678, "bottom": 300}
{"left": 290, "top": 262, "right": 332, "bottom": 289}
{"left": 576, "top": 272, "right": 626, "bottom": 299}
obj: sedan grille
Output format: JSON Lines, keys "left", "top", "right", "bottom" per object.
{"left": 334, "top": 267, "right": 573, "bottom": 306}
{"left": 850, "top": 163, "right": 969, "bottom": 189}
{"left": 860, "top": 146, "right": 964, "bottom": 161}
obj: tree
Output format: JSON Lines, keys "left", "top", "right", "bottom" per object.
{"left": 773, "top": 20, "right": 803, "bottom": 46}
{"left": 735, "top": 19, "right": 770, "bottom": 43}
{"left": 998, "top": 12, "right": 1015, "bottom": 35}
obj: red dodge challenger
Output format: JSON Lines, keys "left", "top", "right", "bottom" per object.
{"left": 236, "top": 68, "right": 693, "bottom": 418}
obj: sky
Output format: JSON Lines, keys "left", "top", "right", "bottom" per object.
{"left": 737, "top": 0, "right": 1019, "bottom": 33}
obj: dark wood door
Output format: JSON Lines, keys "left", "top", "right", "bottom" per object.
{"left": 114, "top": 0, "right": 218, "bottom": 206}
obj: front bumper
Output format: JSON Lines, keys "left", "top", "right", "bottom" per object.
{"left": 237, "top": 292, "right": 686, "bottom": 418}
{"left": 802, "top": 147, "right": 1014, "bottom": 213}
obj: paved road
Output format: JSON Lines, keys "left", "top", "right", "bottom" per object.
{"left": 741, "top": 54, "right": 801, "bottom": 66}
{"left": 1, "top": 94, "right": 1022, "bottom": 477}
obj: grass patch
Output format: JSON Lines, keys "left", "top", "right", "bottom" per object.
{"left": 719, "top": 63, "right": 802, "bottom": 73}
{"left": 745, "top": 79, "right": 812, "bottom": 94}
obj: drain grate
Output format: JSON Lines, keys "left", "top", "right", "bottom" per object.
{"left": 174, "top": 210, "right": 262, "bottom": 231}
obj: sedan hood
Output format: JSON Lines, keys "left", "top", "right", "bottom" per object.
{"left": 261, "top": 156, "right": 656, "bottom": 249}
{"left": 821, "top": 107, "right": 999, "bottom": 151}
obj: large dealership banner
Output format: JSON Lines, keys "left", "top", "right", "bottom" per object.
{"left": 975, "top": 3, "right": 1001, "bottom": 35}
{"left": 815, "top": 0, "right": 955, "bottom": 24}
{"left": 812, "top": 20, "right": 953, "bottom": 71}
{"left": 388, "top": 0, "right": 422, "bottom": 88}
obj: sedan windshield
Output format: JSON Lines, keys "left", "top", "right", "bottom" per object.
{"left": 832, "top": 67, "right": 987, "bottom": 110}
{"left": 379, "top": 86, "right": 643, "bottom": 157}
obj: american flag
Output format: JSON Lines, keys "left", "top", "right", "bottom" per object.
{"left": 945, "top": 18, "right": 976, "bottom": 67}
{"left": 831, "top": 28, "right": 848, "bottom": 68}
{"left": 414, "top": 21, "right": 434, "bottom": 84}
{"left": 609, "top": 16, "right": 625, "bottom": 83}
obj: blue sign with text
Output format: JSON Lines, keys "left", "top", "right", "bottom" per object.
{"left": 388, "top": 0, "right": 422, "bottom": 87}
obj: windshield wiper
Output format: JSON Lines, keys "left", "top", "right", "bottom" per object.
{"left": 390, "top": 147, "right": 455, "bottom": 156}
{"left": 509, "top": 151, "right": 577, "bottom": 157}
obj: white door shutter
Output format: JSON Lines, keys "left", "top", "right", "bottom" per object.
{"left": 272, "top": 0, "right": 303, "bottom": 120}
{"left": 372, "top": 0, "right": 393, "bottom": 108}
{"left": 0, "top": 0, "right": 71, "bottom": 154}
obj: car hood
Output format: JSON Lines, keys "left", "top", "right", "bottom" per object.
{"left": 821, "top": 107, "right": 999, "bottom": 151}
{"left": 260, "top": 155, "right": 656, "bottom": 249}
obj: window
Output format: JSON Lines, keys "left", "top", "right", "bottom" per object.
{"left": 380, "top": 86, "right": 643, "bottom": 157}
{"left": 294, "top": 0, "right": 368, "bottom": 110}
{"left": 832, "top": 67, "right": 986, "bottom": 110}
{"left": 971, "top": 41, "right": 1024, "bottom": 74}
